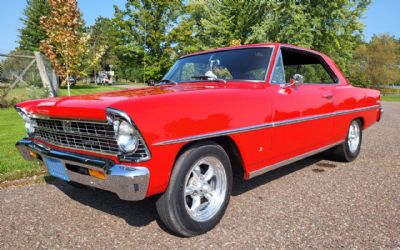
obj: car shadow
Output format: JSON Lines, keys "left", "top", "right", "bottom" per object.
{"left": 46, "top": 177, "right": 159, "bottom": 227}
{"left": 46, "top": 153, "right": 325, "bottom": 229}
{"left": 231, "top": 154, "right": 324, "bottom": 196}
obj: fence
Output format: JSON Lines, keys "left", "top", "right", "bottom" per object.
{"left": 0, "top": 51, "right": 58, "bottom": 108}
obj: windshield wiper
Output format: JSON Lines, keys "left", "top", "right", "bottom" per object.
{"left": 157, "top": 79, "right": 178, "bottom": 85}
{"left": 191, "top": 75, "right": 226, "bottom": 83}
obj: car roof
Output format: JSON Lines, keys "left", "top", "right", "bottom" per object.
{"left": 180, "top": 42, "right": 326, "bottom": 59}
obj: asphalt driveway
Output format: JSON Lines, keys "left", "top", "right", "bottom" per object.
{"left": 0, "top": 102, "right": 399, "bottom": 249}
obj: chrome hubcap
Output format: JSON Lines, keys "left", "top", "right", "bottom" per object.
{"left": 348, "top": 121, "right": 360, "bottom": 154}
{"left": 184, "top": 156, "right": 227, "bottom": 222}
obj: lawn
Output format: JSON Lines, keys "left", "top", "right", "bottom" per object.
{"left": 58, "top": 84, "right": 125, "bottom": 96}
{"left": 381, "top": 95, "right": 400, "bottom": 102}
{"left": 0, "top": 108, "right": 44, "bottom": 182}
{"left": 0, "top": 84, "right": 132, "bottom": 182}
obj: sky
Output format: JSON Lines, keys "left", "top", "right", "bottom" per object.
{"left": 0, "top": 0, "right": 399, "bottom": 54}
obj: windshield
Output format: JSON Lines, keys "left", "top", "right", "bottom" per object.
{"left": 163, "top": 47, "right": 273, "bottom": 83}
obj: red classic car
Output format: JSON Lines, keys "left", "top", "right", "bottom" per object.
{"left": 15, "top": 43, "right": 382, "bottom": 236}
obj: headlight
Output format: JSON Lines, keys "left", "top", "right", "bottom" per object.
{"left": 16, "top": 107, "right": 35, "bottom": 136}
{"left": 106, "top": 108, "right": 151, "bottom": 162}
{"left": 115, "top": 120, "right": 139, "bottom": 153}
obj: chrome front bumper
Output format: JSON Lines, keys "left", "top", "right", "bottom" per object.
{"left": 377, "top": 105, "right": 383, "bottom": 122}
{"left": 16, "top": 139, "right": 150, "bottom": 201}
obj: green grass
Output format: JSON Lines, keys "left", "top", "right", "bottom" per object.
{"left": 0, "top": 84, "right": 136, "bottom": 182}
{"left": 0, "top": 108, "right": 44, "bottom": 182}
{"left": 381, "top": 95, "right": 400, "bottom": 102}
{"left": 58, "top": 85, "right": 124, "bottom": 96}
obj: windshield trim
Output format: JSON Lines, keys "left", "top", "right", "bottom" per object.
{"left": 167, "top": 46, "right": 275, "bottom": 84}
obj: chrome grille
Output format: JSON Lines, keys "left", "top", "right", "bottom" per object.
{"left": 32, "top": 118, "right": 150, "bottom": 161}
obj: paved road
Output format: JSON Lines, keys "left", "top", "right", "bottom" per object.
{"left": 1, "top": 102, "right": 399, "bottom": 249}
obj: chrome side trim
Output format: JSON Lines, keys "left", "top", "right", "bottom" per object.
{"left": 248, "top": 140, "right": 344, "bottom": 179}
{"left": 153, "top": 105, "right": 380, "bottom": 146}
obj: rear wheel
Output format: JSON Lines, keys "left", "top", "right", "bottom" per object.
{"left": 330, "top": 119, "right": 362, "bottom": 162}
{"left": 156, "top": 142, "right": 232, "bottom": 237}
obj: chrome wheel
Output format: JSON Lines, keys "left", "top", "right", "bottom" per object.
{"left": 184, "top": 156, "right": 227, "bottom": 222}
{"left": 348, "top": 120, "right": 361, "bottom": 154}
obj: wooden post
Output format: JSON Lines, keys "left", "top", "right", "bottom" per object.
{"left": 34, "top": 52, "right": 56, "bottom": 97}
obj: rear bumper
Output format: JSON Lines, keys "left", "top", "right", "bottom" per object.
{"left": 16, "top": 139, "right": 149, "bottom": 201}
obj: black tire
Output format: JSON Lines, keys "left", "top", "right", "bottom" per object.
{"left": 330, "top": 119, "right": 362, "bottom": 162}
{"left": 156, "top": 142, "right": 233, "bottom": 237}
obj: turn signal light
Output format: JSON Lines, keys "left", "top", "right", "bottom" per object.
{"left": 29, "top": 150, "right": 37, "bottom": 158}
{"left": 88, "top": 169, "right": 106, "bottom": 180}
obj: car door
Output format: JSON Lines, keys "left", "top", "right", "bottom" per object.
{"left": 267, "top": 47, "right": 335, "bottom": 163}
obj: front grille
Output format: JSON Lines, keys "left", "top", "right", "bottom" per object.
{"left": 32, "top": 118, "right": 150, "bottom": 161}
{"left": 33, "top": 118, "right": 119, "bottom": 155}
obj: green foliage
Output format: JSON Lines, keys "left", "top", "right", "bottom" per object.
{"left": 113, "top": 0, "right": 183, "bottom": 82}
{"left": 85, "top": 17, "right": 119, "bottom": 74}
{"left": 187, "top": 0, "right": 370, "bottom": 73}
{"left": 19, "top": 0, "right": 51, "bottom": 51}
{"left": 348, "top": 34, "right": 400, "bottom": 87}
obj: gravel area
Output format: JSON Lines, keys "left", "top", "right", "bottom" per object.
{"left": 1, "top": 102, "right": 399, "bottom": 249}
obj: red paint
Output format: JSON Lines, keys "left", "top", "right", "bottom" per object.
{"left": 17, "top": 43, "right": 381, "bottom": 197}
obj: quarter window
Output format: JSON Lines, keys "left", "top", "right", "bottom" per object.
{"left": 271, "top": 53, "right": 286, "bottom": 84}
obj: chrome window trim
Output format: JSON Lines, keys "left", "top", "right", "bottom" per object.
{"left": 153, "top": 105, "right": 380, "bottom": 146}
{"left": 172, "top": 46, "right": 276, "bottom": 84}
{"left": 269, "top": 48, "right": 285, "bottom": 84}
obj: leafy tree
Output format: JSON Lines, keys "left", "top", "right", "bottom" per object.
{"left": 113, "top": 0, "right": 183, "bottom": 82}
{"left": 184, "top": 0, "right": 370, "bottom": 73}
{"left": 85, "top": 18, "right": 119, "bottom": 77}
{"left": 40, "top": 0, "right": 86, "bottom": 93}
{"left": 19, "top": 0, "right": 51, "bottom": 51}
{"left": 179, "top": 0, "right": 269, "bottom": 50}
{"left": 348, "top": 34, "right": 400, "bottom": 87}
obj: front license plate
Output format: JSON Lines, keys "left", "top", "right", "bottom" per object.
{"left": 44, "top": 157, "right": 70, "bottom": 181}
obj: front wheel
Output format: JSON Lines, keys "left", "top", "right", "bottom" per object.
{"left": 156, "top": 142, "right": 232, "bottom": 237}
{"left": 330, "top": 119, "right": 362, "bottom": 162}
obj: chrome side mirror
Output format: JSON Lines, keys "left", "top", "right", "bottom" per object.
{"left": 292, "top": 74, "right": 304, "bottom": 85}
{"left": 280, "top": 74, "right": 304, "bottom": 89}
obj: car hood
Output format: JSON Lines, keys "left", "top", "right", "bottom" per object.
{"left": 18, "top": 82, "right": 246, "bottom": 120}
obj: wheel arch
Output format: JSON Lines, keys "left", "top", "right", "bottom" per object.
{"left": 353, "top": 116, "right": 365, "bottom": 129}
{"left": 174, "top": 136, "right": 245, "bottom": 180}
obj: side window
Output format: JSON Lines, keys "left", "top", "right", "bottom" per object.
{"left": 281, "top": 48, "right": 337, "bottom": 84}
{"left": 271, "top": 53, "right": 286, "bottom": 84}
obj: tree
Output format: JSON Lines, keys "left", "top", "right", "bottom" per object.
{"left": 113, "top": 0, "right": 184, "bottom": 82}
{"left": 86, "top": 17, "right": 120, "bottom": 79}
{"left": 183, "top": 0, "right": 370, "bottom": 73}
{"left": 19, "top": 0, "right": 51, "bottom": 51}
{"left": 40, "top": 0, "right": 86, "bottom": 94}
{"left": 348, "top": 34, "right": 400, "bottom": 87}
